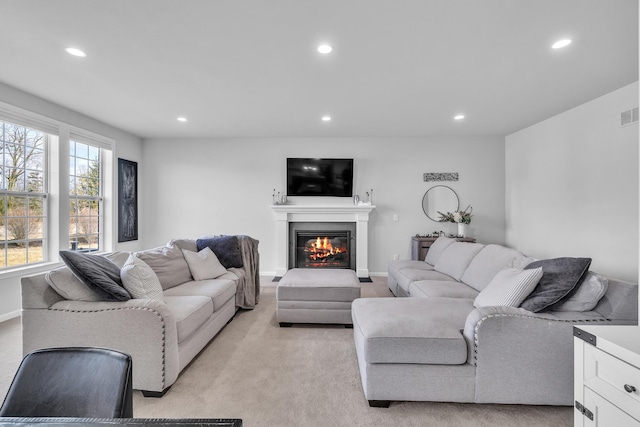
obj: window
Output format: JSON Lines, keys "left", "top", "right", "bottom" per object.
{"left": 69, "top": 140, "right": 102, "bottom": 252}
{"left": 0, "top": 120, "right": 47, "bottom": 268}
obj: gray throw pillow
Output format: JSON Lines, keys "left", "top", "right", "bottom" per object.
{"left": 196, "top": 235, "right": 243, "bottom": 269}
{"left": 520, "top": 257, "right": 591, "bottom": 312}
{"left": 59, "top": 251, "right": 131, "bottom": 301}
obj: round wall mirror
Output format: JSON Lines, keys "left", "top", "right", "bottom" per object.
{"left": 422, "top": 185, "right": 459, "bottom": 221}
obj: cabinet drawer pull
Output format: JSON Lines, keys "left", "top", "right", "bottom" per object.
{"left": 624, "top": 384, "right": 636, "bottom": 393}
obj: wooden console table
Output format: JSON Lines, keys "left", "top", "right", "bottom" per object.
{"left": 411, "top": 236, "right": 476, "bottom": 261}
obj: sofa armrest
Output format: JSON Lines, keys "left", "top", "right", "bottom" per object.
{"left": 22, "top": 298, "right": 179, "bottom": 393}
{"left": 462, "top": 305, "right": 613, "bottom": 405}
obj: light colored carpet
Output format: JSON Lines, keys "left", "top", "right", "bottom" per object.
{"left": 0, "top": 276, "right": 572, "bottom": 426}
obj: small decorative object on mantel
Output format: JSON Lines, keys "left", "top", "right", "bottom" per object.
{"left": 355, "top": 189, "right": 374, "bottom": 206}
{"left": 437, "top": 205, "right": 473, "bottom": 237}
{"left": 272, "top": 189, "right": 287, "bottom": 205}
{"left": 424, "top": 172, "right": 459, "bottom": 182}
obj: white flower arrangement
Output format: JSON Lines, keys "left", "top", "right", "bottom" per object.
{"left": 437, "top": 205, "right": 473, "bottom": 224}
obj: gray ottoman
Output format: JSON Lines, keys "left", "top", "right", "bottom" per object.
{"left": 276, "top": 268, "right": 361, "bottom": 327}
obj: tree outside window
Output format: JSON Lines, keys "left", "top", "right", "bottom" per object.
{"left": 0, "top": 121, "right": 46, "bottom": 267}
{"left": 69, "top": 141, "right": 101, "bottom": 252}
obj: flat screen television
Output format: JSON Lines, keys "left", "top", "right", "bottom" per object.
{"left": 287, "top": 158, "right": 353, "bottom": 197}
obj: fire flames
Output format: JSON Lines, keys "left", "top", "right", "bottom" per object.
{"left": 305, "top": 236, "right": 344, "bottom": 262}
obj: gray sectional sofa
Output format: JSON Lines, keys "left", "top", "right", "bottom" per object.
{"left": 352, "top": 236, "right": 638, "bottom": 407}
{"left": 20, "top": 236, "right": 259, "bottom": 397}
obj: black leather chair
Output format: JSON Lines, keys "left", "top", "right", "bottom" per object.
{"left": 0, "top": 347, "right": 133, "bottom": 418}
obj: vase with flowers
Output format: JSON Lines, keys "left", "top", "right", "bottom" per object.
{"left": 437, "top": 205, "right": 473, "bottom": 237}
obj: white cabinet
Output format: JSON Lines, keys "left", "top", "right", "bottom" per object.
{"left": 575, "top": 325, "right": 640, "bottom": 426}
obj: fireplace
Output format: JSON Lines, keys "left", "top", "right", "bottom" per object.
{"left": 289, "top": 222, "right": 356, "bottom": 270}
{"left": 271, "top": 204, "right": 375, "bottom": 278}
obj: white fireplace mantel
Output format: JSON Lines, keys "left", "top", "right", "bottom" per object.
{"left": 271, "top": 204, "right": 376, "bottom": 278}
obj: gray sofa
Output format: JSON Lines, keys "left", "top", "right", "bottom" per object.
{"left": 20, "top": 236, "right": 259, "bottom": 397}
{"left": 352, "top": 236, "right": 638, "bottom": 407}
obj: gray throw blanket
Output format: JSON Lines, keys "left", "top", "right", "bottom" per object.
{"left": 230, "top": 235, "right": 260, "bottom": 309}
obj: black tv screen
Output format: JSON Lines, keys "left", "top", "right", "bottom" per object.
{"left": 287, "top": 158, "right": 353, "bottom": 197}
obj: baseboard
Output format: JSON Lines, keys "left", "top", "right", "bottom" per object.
{"left": 369, "top": 272, "right": 388, "bottom": 277}
{"left": 0, "top": 310, "right": 21, "bottom": 323}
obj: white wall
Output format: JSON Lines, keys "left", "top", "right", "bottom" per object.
{"left": 140, "top": 136, "right": 506, "bottom": 275}
{"left": 0, "top": 83, "right": 144, "bottom": 320}
{"left": 505, "top": 82, "right": 639, "bottom": 282}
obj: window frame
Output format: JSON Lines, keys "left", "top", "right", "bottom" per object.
{"left": 0, "top": 120, "right": 49, "bottom": 269}
{"left": 68, "top": 139, "right": 104, "bottom": 253}
{"left": 0, "top": 101, "right": 116, "bottom": 274}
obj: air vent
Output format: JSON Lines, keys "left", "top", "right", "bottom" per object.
{"left": 620, "top": 107, "right": 639, "bottom": 127}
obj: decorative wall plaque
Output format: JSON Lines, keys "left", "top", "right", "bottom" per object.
{"left": 423, "top": 172, "right": 458, "bottom": 182}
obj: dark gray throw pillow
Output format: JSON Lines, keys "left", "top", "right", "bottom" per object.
{"left": 196, "top": 236, "right": 243, "bottom": 269}
{"left": 519, "top": 257, "right": 591, "bottom": 312}
{"left": 59, "top": 251, "right": 131, "bottom": 301}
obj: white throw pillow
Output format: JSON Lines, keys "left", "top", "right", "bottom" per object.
{"left": 120, "top": 254, "right": 164, "bottom": 301}
{"left": 474, "top": 267, "right": 543, "bottom": 308}
{"left": 182, "top": 247, "right": 228, "bottom": 281}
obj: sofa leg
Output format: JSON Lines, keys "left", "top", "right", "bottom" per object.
{"left": 141, "top": 386, "right": 171, "bottom": 398}
{"left": 279, "top": 322, "right": 293, "bottom": 327}
{"left": 368, "top": 400, "right": 391, "bottom": 408}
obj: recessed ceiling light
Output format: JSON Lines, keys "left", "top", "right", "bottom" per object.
{"left": 321, "top": 116, "right": 332, "bottom": 122}
{"left": 552, "top": 39, "right": 572, "bottom": 49}
{"left": 454, "top": 114, "right": 465, "bottom": 120}
{"left": 65, "top": 47, "right": 87, "bottom": 57}
{"left": 177, "top": 117, "right": 188, "bottom": 122}
{"left": 317, "top": 44, "right": 333, "bottom": 54}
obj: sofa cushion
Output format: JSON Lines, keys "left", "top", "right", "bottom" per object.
{"left": 120, "top": 254, "right": 164, "bottom": 301}
{"left": 424, "top": 236, "right": 456, "bottom": 265}
{"left": 196, "top": 236, "right": 243, "bottom": 269}
{"left": 434, "top": 242, "right": 485, "bottom": 281}
{"left": 520, "top": 257, "right": 592, "bottom": 312}
{"left": 182, "top": 247, "right": 228, "bottom": 281}
{"left": 388, "top": 260, "right": 435, "bottom": 279}
{"left": 136, "top": 244, "right": 192, "bottom": 290}
{"left": 46, "top": 265, "right": 104, "bottom": 301}
{"left": 163, "top": 279, "right": 236, "bottom": 312}
{"left": 163, "top": 296, "right": 213, "bottom": 343}
{"left": 396, "top": 269, "right": 457, "bottom": 295}
{"left": 351, "top": 297, "right": 473, "bottom": 364}
{"left": 224, "top": 268, "right": 242, "bottom": 281}
{"left": 168, "top": 238, "right": 198, "bottom": 252}
{"left": 474, "top": 267, "right": 543, "bottom": 308}
{"left": 410, "top": 280, "right": 480, "bottom": 299}
{"left": 552, "top": 272, "right": 608, "bottom": 312}
{"left": 59, "top": 251, "right": 131, "bottom": 301}
{"left": 460, "top": 244, "right": 531, "bottom": 292}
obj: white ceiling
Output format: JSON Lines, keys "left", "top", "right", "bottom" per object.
{"left": 0, "top": 0, "right": 637, "bottom": 139}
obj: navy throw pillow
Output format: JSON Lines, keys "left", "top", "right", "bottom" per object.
{"left": 519, "top": 257, "right": 591, "bottom": 312}
{"left": 59, "top": 251, "right": 131, "bottom": 301}
{"left": 196, "top": 236, "right": 243, "bottom": 269}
